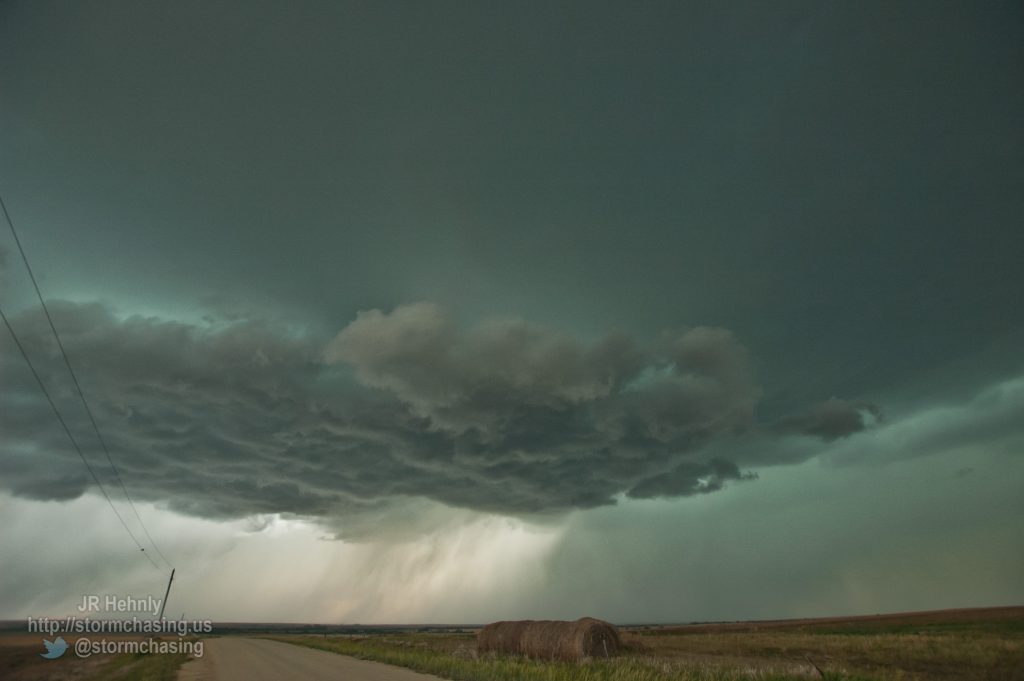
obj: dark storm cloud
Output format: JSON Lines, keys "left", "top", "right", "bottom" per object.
{"left": 774, "top": 397, "right": 882, "bottom": 441}
{"left": 824, "top": 374, "right": 1024, "bottom": 468}
{"left": 324, "top": 303, "right": 759, "bottom": 445}
{"left": 626, "top": 459, "right": 756, "bottom": 500}
{"left": 0, "top": 300, "right": 871, "bottom": 531}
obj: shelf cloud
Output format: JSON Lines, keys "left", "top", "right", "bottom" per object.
{"left": 0, "top": 300, "right": 881, "bottom": 536}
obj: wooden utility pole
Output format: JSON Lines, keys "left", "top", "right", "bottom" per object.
{"left": 157, "top": 569, "right": 175, "bottom": 620}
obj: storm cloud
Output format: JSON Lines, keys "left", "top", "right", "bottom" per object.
{"left": 0, "top": 300, "right": 872, "bottom": 533}
{"left": 775, "top": 397, "right": 882, "bottom": 441}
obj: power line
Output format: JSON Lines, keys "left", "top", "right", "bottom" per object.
{"left": 0, "top": 304, "right": 159, "bottom": 569}
{"left": 1, "top": 193, "right": 172, "bottom": 570}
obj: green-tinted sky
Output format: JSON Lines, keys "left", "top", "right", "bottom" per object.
{"left": 1, "top": 1, "right": 1022, "bottom": 622}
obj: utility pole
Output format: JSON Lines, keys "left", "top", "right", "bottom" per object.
{"left": 157, "top": 569, "right": 175, "bottom": 620}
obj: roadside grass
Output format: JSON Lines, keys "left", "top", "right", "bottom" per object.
{"left": 90, "top": 648, "right": 192, "bottom": 681}
{"left": 0, "top": 634, "right": 192, "bottom": 681}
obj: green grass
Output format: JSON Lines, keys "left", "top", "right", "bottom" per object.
{"left": 275, "top": 635, "right": 867, "bottom": 681}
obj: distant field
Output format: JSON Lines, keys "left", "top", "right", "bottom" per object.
{"left": 642, "top": 605, "right": 1024, "bottom": 635}
{"left": 278, "top": 606, "right": 1024, "bottom": 681}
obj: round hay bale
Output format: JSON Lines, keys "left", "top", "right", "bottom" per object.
{"left": 477, "top": 620, "right": 534, "bottom": 655}
{"left": 571, "top": 617, "right": 622, "bottom": 659}
{"left": 477, "top": 617, "right": 621, "bottom": 660}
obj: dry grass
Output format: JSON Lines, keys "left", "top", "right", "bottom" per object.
{"left": 639, "top": 630, "right": 1022, "bottom": 680}
{"left": 1, "top": 634, "right": 115, "bottom": 681}
{"left": 631, "top": 606, "right": 1024, "bottom": 681}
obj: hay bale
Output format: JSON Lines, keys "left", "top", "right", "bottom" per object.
{"left": 477, "top": 619, "right": 533, "bottom": 656}
{"left": 477, "top": 617, "right": 622, "bottom": 660}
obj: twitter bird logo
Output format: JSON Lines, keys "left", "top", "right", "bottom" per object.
{"left": 40, "top": 637, "right": 68, "bottom": 659}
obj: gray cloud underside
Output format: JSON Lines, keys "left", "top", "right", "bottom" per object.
{"left": 1, "top": 300, "right": 875, "bottom": 531}
{"left": 773, "top": 397, "right": 882, "bottom": 442}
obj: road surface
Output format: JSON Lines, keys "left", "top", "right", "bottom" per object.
{"left": 177, "top": 637, "right": 449, "bottom": 681}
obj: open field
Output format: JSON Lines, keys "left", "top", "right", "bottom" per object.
{"left": 276, "top": 607, "right": 1024, "bottom": 681}
{"left": 3, "top": 607, "right": 1021, "bottom": 680}
{"left": 0, "top": 634, "right": 192, "bottom": 681}
{"left": 643, "top": 606, "right": 1024, "bottom": 635}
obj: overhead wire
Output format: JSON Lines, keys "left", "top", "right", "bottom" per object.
{"left": 1, "top": 192, "right": 171, "bottom": 570}
{"left": 0, "top": 304, "right": 159, "bottom": 569}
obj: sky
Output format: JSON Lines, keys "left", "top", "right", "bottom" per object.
{"left": 1, "top": 1, "right": 1022, "bottom": 624}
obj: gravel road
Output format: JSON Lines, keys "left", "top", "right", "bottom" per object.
{"left": 177, "top": 637, "right": 448, "bottom": 681}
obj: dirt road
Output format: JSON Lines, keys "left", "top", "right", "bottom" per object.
{"left": 177, "top": 637, "right": 448, "bottom": 681}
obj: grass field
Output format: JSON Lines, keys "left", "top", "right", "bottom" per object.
{"left": 277, "top": 607, "right": 1024, "bottom": 681}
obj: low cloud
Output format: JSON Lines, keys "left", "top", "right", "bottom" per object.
{"left": 626, "top": 459, "right": 757, "bottom": 499}
{"left": 775, "top": 397, "right": 882, "bottom": 441}
{"left": 0, "top": 300, "right": 877, "bottom": 536}
{"left": 823, "top": 374, "right": 1024, "bottom": 467}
